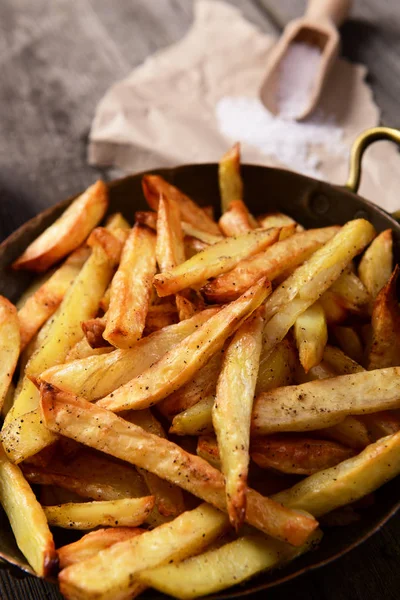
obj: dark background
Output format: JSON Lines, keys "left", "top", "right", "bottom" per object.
{"left": 1, "top": 1, "right": 400, "bottom": 598}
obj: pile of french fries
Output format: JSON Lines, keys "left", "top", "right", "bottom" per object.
{"left": 1, "top": 144, "right": 400, "bottom": 600}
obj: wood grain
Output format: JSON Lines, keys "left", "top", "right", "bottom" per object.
{"left": 1, "top": 1, "right": 400, "bottom": 598}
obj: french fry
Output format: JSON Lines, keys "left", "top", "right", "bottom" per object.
{"left": 329, "top": 270, "right": 370, "bottom": 313}
{"left": 332, "top": 326, "right": 364, "bottom": 364}
{"left": 58, "top": 528, "right": 145, "bottom": 569}
{"left": 0, "top": 444, "right": 57, "bottom": 577}
{"left": 202, "top": 227, "right": 340, "bottom": 303}
{"left": 294, "top": 360, "right": 336, "bottom": 384}
{"left": 12, "top": 180, "right": 108, "bottom": 272}
{"left": 145, "top": 307, "right": 178, "bottom": 333}
{"left": 319, "top": 290, "right": 348, "bottom": 324}
{"left": 367, "top": 267, "right": 400, "bottom": 369}
{"left": 18, "top": 246, "right": 90, "bottom": 350}
{"left": 39, "top": 308, "right": 219, "bottom": 401}
{"left": 1, "top": 228, "right": 119, "bottom": 463}
{"left": 124, "top": 410, "right": 185, "bottom": 517}
{"left": 294, "top": 301, "right": 327, "bottom": 372}
{"left": 252, "top": 368, "right": 400, "bottom": 435}
{"left": 82, "top": 315, "right": 108, "bottom": 348}
{"left": 65, "top": 337, "right": 113, "bottom": 362}
{"left": 273, "top": 429, "right": 400, "bottom": 517}
{"left": 99, "top": 286, "right": 111, "bottom": 312}
{"left": 22, "top": 448, "right": 148, "bottom": 501}
{"left": 358, "top": 229, "right": 393, "bottom": 299}
{"left": 170, "top": 396, "right": 215, "bottom": 436}
{"left": 196, "top": 436, "right": 221, "bottom": 470}
{"left": 256, "top": 337, "right": 297, "bottom": 395}
{"left": 251, "top": 436, "right": 354, "bottom": 475}
{"left": 158, "top": 351, "right": 223, "bottom": 419}
{"left": 139, "top": 530, "right": 322, "bottom": 599}
{"left": 323, "top": 345, "right": 364, "bottom": 375}
{"left": 218, "top": 143, "right": 243, "bottom": 213}
{"left": 142, "top": 175, "right": 221, "bottom": 236}
{"left": 156, "top": 193, "right": 185, "bottom": 271}
{"left": 181, "top": 222, "right": 223, "bottom": 245}
{"left": 136, "top": 211, "right": 223, "bottom": 245}
{"left": 361, "top": 411, "right": 400, "bottom": 441}
{"left": 212, "top": 311, "right": 264, "bottom": 529}
{"left": 262, "top": 220, "right": 375, "bottom": 358}
{"left": 103, "top": 224, "right": 157, "bottom": 348}
{"left": 219, "top": 200, "right": 255, "bottom": 236}
{"left": 0, "top": 297, "right": 20, "bottom": 411}
{"left": 258, "top": 212, "right": 302, "bottom": 231}
{"left": 104, "top": 212, "right": 131, "bottom": 231}
{"left": 44, "top": 497, "right": 155, "bottom": 530}
{"left": 98, "top": 279, "right": 270, "bottom": 411}
{"left": 41, "top": 386, "right": 318, "bottom": 545}
{"left": 153, "top": 228, "right": 279, "bottom": 297}
{"left": 1, "top": 382, "right": 15, "bottom": 420}
{"left": 59, "top": 503, "right": 229, "bottom": 600}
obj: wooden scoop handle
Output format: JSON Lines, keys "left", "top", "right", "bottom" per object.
{"left": 305, "top": 0, "right": 352, "bottom": 27}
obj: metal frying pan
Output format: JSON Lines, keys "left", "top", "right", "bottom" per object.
{"left": 1, "top": 126, "right": 400, "bottom": 597}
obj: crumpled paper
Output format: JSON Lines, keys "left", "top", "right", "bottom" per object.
{"left": 88, "top": 0, "right": 400, "bottom": 213}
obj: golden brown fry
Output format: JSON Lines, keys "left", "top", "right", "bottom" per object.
{"left": 142, "top": 175, "right": 221, "bottom": 235}
{"left": 219, "top": 143, "right": 243, "bottom": 213}
{"left": 124, "top": 410, "right": 185, "bottom": 518}
{"left": 257, "top": 337, "right": 297, "bottom": 395}
{"left": 252, "top": 368, "right": 400, "bottom": 435}
{"left": 58, "top": 528, "right": 145, "bottom": 569}
{"left": 258, "top": 212, "right": 301, "bottom": 230}
{"left": 82, "top": 315, "right": 108, "bottom": 349}
{"left": 202, "top": 227, "right": 339, "bottom": 303}
{"left": 153, "top": 228, "right": 279, "bottom": 297}
{"left": 361, "top": 411, "right": 400, "bottom": 441}
{"left": 44, "top": 497, "right": 154, "bottom": 530}
{"left": 0, "top": 444, "right": 57, "bottom": 577}
{"left": 156, "top": 193, "right": 185, "bottom": 271}
{"left": 139, "top": 530, "right": 322, "bottom": 600}
{"left": 98, "top": 279, "right": 270, "bottom": 411}
{"left": 251, "top": 436, "right": 354, "bottom": 475}
{"left": 329, "top": 271, "right": 370, "bottom": 313}
{"left": 323, "top": 345, "right": 364, "bottom": 375}
{"left": 319, "top": 291, "right": 348, "bottom": 324}
{"left": 262, "top": 220, "right": 375, "bottom": 358}
{"left": 196, "top": 436, "right": 221, "bottom": 470}
{"left": 12, "top": 181, "right": 108, "bottom": 272}
{"left": 103, "top": 224, "right": 157, "bottom": 348}
{"left": 332, "top": 326, "right": 364, "bottom": 364}
{"left": 99, "top": 286, "right": 111, "bottom": 312}
{"left": 41, "top": 386, "right": 318, "bottom": 545}
{"left": 367, "top": 266, "right": 400, "bottom": 369}
{"left": 358, "top": 229, "right": 393, "bottom": 299}
{"left": 0, "top": 297, "right": 20, "bottom": 412}
{"left": 136, "top": 211, "right": 223, "bottom": 245}
{"left": 65, "top": 337, "right": 113, "bottom": 362}
{"left": 169, "top": 396, "right": 215, "bottom": 436}
{"left": 158, "top": 351, "right": 223, "bottom": 419}
{"left": 22, "top": 448, "right": 148, "bottom": 501}
{"left": 59, "top": 503, "right": 229, "bottom": 600}
{"left": 294, "top": 301, "right": 327, "bottom": 372}
{"left": 104, "top": 212, "right": 131, "bottom": 231}
{"left": 219, "top": 200, "right": 255, "bottom": 236}
{"left": 273, "top": 429, "right": 400, "bottom": 517}
{"left": 18, "top": 246, "right": 90, "bottom": 350}
{"left": 144, "top": 306, "right": 178, "bottom": 333}
{"left": 39, "top": 308, "right": 219, "bottom": 401}
{"left": 212, "top": 311, "right": 264, "bottom": 529}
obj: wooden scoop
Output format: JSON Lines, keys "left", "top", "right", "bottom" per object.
{"left": 260, "top": 0, "right": 352, "bottom": 121}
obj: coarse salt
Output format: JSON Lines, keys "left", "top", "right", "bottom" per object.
{"left": 215, "top": 97, "right": 347, "bottom": 179}
{"left": 277, "top": 42, "right": 322, "bottom": 119}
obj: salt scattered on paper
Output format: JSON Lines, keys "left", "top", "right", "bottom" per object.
{"left": 277, "top": 42, "right": 322, "bottom": 119}
{"left": 215, "top": 96, "right": 348, "bottom": 178}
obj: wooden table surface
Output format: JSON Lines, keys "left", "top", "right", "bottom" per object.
{"left": 1, "top": 1, "right": 400, "bottom": 598}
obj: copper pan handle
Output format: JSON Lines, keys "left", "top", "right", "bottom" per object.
{"left": 345, "top": 127, "right": 400, "bottom": 218}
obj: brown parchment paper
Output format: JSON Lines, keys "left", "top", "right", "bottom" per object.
{"left": 88, "top": 0, "right": 400, "bottom": 213}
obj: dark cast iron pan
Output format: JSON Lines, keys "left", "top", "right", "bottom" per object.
{"left": 1, "top": 126, "right": 400, "bottom": 597}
